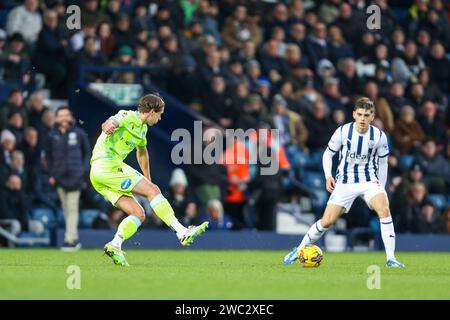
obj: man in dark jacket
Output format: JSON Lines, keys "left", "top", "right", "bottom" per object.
{"left": 45, "top": 106, "right": 90, "bottom": 250}
{"left": 0, "top": 174, "right": 29, "bottom": 238}
{"left": 33, "top": 9, "right": 68, "bottom": 99}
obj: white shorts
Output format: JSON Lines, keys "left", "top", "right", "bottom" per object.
{"left": 327, "top": 180, "right": 387, "bottom": 213}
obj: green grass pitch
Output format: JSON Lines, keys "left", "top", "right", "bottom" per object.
{"left": 1, "top": 249, "right": 449, "bottom": 299}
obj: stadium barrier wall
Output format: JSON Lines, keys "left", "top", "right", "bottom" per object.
{"left": 56, "top": 229, "right": 450, "bottom": 251}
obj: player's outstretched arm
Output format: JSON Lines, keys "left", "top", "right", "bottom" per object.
{"left": 137, "top": 146, "right": 151, "bottom": 181}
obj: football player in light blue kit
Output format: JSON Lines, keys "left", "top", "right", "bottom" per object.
{"left": 284, "top": 97, "right": 404, "bottom": 267}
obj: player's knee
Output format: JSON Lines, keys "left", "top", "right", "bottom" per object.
{"left": 145, "top": 183, "right": 161, "bottom": 200}
{"left": 377, "top": 206, "right": 391, "bottom": 218}
{"left": 320, "top": 218, "right": 334, "bottom": 229}
{"left": 134, "top": 209, "right": 146, "bottom": 223}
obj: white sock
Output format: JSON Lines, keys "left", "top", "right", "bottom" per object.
{"left": 111, "top": 234, "right": 124, "bottom": 249}
{"left": 380, "top": 217, "right": 396, "bottom": 260}
{"left": 297, "top": 220, "right": 329, "bottom": 250}
{"left": 171, "top": 220, "right": 188, "bottom": 239}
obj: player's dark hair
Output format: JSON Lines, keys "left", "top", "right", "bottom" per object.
{"left": 354, "top": 97, "right": 375, "bottom": 112}
{"left": 138, "top": 93, "right": 165, "bottom": 113}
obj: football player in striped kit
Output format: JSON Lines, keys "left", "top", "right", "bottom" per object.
{"left": 284, "top": 97, "right": 404, "bottom": 268}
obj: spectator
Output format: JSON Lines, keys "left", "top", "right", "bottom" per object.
{"left": 45, "top": 106, "right": 91, "bottom": 251}
{"left": 92, "top": 206, "right": 126, "bottom": 230}
{"left": 203, "top": 199, "right": 233, "bottom": 231}
{"left": 391, "top": 40, "right": 425, "bottom": 85}
{"left": 6, "top": 111, "right": 25, "bottom": 145}
{"left": 322, "top": 77, "right": 346, "bottom": 112}
{"left": 27, "top": 92, "right": 46, "bottom": 128}
{"left": 305, "top": 98, "right": 335, "bottom": 152}
{"left": 194, "top": 0, "right": 221, "bottom": 44}
{"left": 392, "top": 105, "right": 425, "bottom": 155}
{"left": 0, "top": 174, "right": 29, "bottom": 237}
{"left": 416, "top": 29, "right": 431, "bottom": 59}
{"left": 113, "top": 13, "right": 135, "bottom": 49}
{"left": 69, "top": 22, "right": 99, "bottom": 53}
{"left": 6, "top": 0, "right": 42, "bottom": 45}
{"left": 21, "top": 126, "right": 40, "bottom": 170}
{"left": 36, "top": 108, "right": 55, "bottom": 150}
{"left": 418, "top": 68, "right": 444, "bottom": 105}
{"left": 391, "top": 162, "right": 426, "bottom": 213}
{"left": 259, "top": 39, "right": 288, "bottom": 80}
{"left": 185, "top": 127, "right": 229, "bottom": 209}
{"left": 327, "top": 25, "right": 354, "bottom": 64}
{"left": 336, "top": 58, "right": 360, "bottom": 100}
{"left": 202, "top": 75, "right": 235, "bottom": 128}
{"left": 225, "top": 57, "right": 247, "bottom": 89}
{"left": 334, "top": 2, "right": 363, "bottom": 46}
{"left": 407, "top": 82, "right": 427, "bottom": 111}
{"left": 197, "top": 49, "right": 224, "bottom": 88}
{"left": 33, "top": 9, "right": 69, "bottom": 98}
{"left": 1, "top": 32, "right": 30, "bottom": 83}
{"left": 77, "top": 35, "right": 107, "bottom": 82}
{"left": 417, "top": 100, "right": 447, "bottom": 148}
{"left": 287, "top": 22, "right": 307, "bottom": 54}
{"left": 399, "top": 181, "right": 429, "bottom": 232}
{"left": 304, "top": 22, "right": 329, "bottom": 69}
{"left": 386, "top": 82, "right": 409, "bottom": 120}
{"left": 426, "top": 41, "right": 449, "bottom": 93}
{"left": 97, "top": 21, "right": 116, "bottom": 59}
{"left": 81, "top": 0, "right": 111, "bottom": 27}
{"left": 236, "top": 94, "right": 270, "bottom": 131}
{"left": 266, "top": 2, "right": 290, "bottom": 37}
{"left": 0, "top": 88, "right": 26, "bottom": 130}
{"left": 164, "top": 168, "right": 198, "bottom": 227}
{"left": 271, "top": 94, "right": 308, "bottom": 151}
{"left": 318, "top": 0, "right": 341, "bottom": 25}
{"left": 415, "top": 138, "right": 450, "bottom": 193}
{"left": 221, "top": 5, "right": 261, "bottom": 51}
{"left": 0, "top": 130, "right": 16, "bottom": 172}
{"left": 362, "top": 81, "right": 394, "bottom": 133}
{"left": 412, "top": 200, "right": 446, "bottom": 233}
{"left": 389, "top": 28, "right": 406, "bottom": 59}
{"left": 110, "top": 45, "right": 136, "bottom": 83}
{"left": 2, "top": 149, "right": 29, "bottom": 195}
{"left": 105, "top": 0, "right": 121, "bottom": 25}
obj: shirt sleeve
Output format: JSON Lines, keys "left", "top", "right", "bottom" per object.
{"left": 138, "top": 126, "right": 147, "bottom": 148}
{"left": 109, "top": 110, "right": 129, "bottom": 127}
{"left": 377, "top": 132, "right": 390, "bottom": 158}
{"left": 327, "top": 126, "right": 343, "bottom": 153}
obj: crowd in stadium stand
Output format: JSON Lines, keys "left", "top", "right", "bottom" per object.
{"left": 0, "top": 0, "right": 449, "bottom": 241}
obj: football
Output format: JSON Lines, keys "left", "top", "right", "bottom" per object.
{"left": 299, "top": 245, "right": 324, "bottom": 267}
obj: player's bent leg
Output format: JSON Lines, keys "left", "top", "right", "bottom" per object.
{"left": 131, "top": 178, "right": 209, "bottom": 245}
{"left": 369, "top": 193, "right": 405, "bottom": 268}
{"left": 104, "top": 196, "right": 145, "bottom": 267}
{"left": 283, "top": 204, "right": 345, "bottom": 265}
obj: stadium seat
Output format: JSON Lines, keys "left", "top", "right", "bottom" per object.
{"left": 30, "top": 208, "right": 56, "bottom": 228}
{"left": 427, "top": 194, "right": 447, "bottom": 211}
{"left": 79, "top": 209, "right": 100, "bottom": 229}
{"left": 303, "top": 171, "right": 325, "bottom": 188}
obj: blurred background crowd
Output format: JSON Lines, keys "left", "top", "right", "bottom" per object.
{"left": 0, "top": 0, "right": 449, "bottom": 248}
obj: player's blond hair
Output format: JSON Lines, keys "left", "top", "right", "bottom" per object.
{"left": 138, "top": 93, "right": 165, "bottom": 113}
{"left": 354, "top": 97, "right": 375, "bottom": 112}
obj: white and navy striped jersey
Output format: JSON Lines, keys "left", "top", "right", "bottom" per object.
{"left": 327, "top": 122, "right": 390, "bottom": 184}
